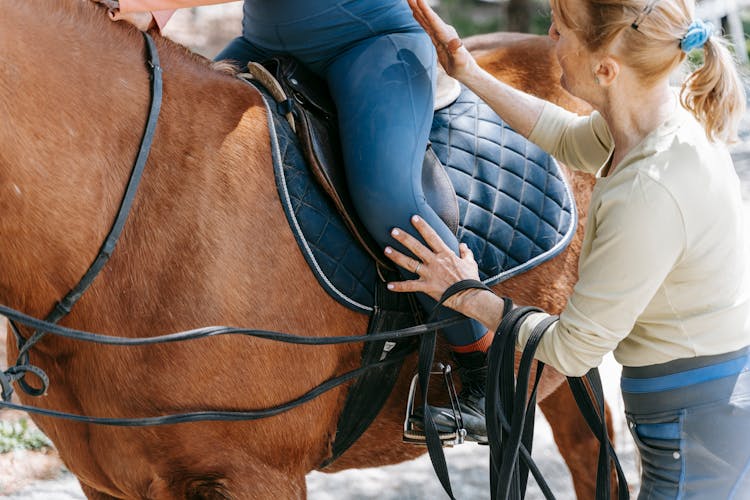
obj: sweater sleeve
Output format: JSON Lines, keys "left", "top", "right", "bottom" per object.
{"left": 528, "top": 101, "right": 613, "bottom": 175}
{"left": 515, "top": 170, "right": 686, "bottom": 376}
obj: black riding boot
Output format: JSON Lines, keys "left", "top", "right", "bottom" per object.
{"left": 418, "top": 350, "right": 489, "bottom": 443}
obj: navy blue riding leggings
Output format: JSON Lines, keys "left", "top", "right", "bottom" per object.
{"left": 217, "top": 0, "right": 487, "bottom": 346}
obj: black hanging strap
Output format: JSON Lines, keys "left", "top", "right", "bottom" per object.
{"left": 8, "top": 31, "right": 164, "bottom": 398}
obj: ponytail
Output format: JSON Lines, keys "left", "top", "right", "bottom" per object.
{"left": 680, "top": 34, "right": 746, "bottom": 143}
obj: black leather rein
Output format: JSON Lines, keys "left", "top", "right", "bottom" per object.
{"left": 0, "top": 300, "right": 462, "bottom": 425}
{"left": 5, "top": 31, "right": 163, "bottom": 398}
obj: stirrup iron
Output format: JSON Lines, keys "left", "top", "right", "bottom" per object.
{"left": 402, "top": 362, "right": 466, "bottom": 447}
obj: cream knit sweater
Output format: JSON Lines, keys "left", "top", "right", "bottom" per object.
{"left": 518, "top": 101, "right": 750, "bottom": 376}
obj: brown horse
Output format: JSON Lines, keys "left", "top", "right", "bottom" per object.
{"left": 0, "top": 1, "right": 606, "bottom": 498}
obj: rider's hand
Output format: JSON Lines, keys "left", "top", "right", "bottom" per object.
{"left": 407, "top": 0, "right": 477, "bottom": 80}
{"left": 90, "top": 0, "right": 156, "bottom": 31}
{"left": 384, "top": 215, "right": 482, "bottom": 312}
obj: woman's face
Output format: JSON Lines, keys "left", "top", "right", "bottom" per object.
{"left": 548, "top": 4, "right": 596, "bottom": 101}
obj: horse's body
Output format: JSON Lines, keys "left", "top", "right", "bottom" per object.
{"left": 1, "top": 1, "right": 602, "bottom": 498}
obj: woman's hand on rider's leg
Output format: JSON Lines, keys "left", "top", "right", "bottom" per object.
{"left": 407, "top": 0, "right": 477, "bottom": 80}
{"left": 385, "top": 216, "right": 507, "bottom": 331}
{"left": 384, "top": 215, "right": 480, "bottom": 309}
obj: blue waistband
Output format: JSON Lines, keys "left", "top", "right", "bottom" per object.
{"left": 621, "top": 354, "right": 750, "bottom": 394}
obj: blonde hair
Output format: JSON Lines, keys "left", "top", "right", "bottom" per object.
{"left": 550, "top": 0, "right": 746, "bottom": 142}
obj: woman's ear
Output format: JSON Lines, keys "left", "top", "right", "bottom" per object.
{"left": 593, "top": 56, "right": 620, "bottom": 87}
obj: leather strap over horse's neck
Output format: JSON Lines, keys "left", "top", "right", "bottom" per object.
{"left": 5, "top": 31, "right": 163, "bottom": 399}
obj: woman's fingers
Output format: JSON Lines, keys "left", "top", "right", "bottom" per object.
{"left": 459, "top": 242, "right": 473, "bottom": 260}
{"left": 409, "top": 215, "right": 453, "bottom": 254}
{"left": 388, "top": 227, "right": 434, "bottom": 265}
{"left": 386, "top": 216, "right": 459, "bottom": 269}
{"left": 415, "top": 0, "right": 454, "bottom": 39}
{"left": 385, "top": 278, "right": 425, "bottom": 294}
{"left": 408, "top": 0, "right": 455, "bottom": 43}
{"left": 407, "top": 0, "right": 431, "bottom": 29}
{"left": 109, "top": 10, "right": 155, "bottom": 30}
{"left": 384, "top": 244, "right": 423, "bottom": 275}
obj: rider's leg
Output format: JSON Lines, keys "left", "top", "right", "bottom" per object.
{"left": 218, "top": 1, "right": 492, "bottom": 440}
{"left": 221, "top": 2, "right": 492, "bottom": 354}
{"left": 324, "top": 28, "right": 490, "bottom": 440}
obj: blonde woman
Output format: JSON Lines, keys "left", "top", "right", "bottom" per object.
{"left": 386, "top": 0, "right": 750, "bottom": 496}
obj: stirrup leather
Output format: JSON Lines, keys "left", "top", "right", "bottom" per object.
{"left": 402, "top": 362, "right": 466, "bottom": 447}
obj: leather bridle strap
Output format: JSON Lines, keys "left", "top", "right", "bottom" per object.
{"left": 423, "top": 279, "right": 629, "bottom": 500}
{"left": 567, "top": 372, "right": 629, "bottom": 500}
{"left": 7, "top": 31, "right": 163, "bottom": 397}
{"left": 0, "top": 300, "right": 464, "bottom": 420}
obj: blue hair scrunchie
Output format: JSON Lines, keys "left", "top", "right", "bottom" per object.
{"left": 680, "top": 19, "right": 713, "bottom": 52}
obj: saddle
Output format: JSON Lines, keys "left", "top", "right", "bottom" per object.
{"left": 244, "top": 56, "right": 459, "bottom": 270}
{"left": 242, "top": 59, "right": 577, "bottom": 463}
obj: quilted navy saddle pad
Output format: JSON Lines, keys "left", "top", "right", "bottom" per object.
{"left": 259, "top": 85, "right": 577, "bottom": 313}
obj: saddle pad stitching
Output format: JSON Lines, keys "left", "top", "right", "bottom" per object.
{"left": 431, "top": 153, "right": 563, "bottom": 206}
{"left": 285, "top": 164, "right": 375, "bottom": 299}
{"left": 435, "top": 113, "right": 570, "bottom": 270}
{"left": 433, "top": 99, "right": 577, "bottom": 282}
{"left": 258, "top": 90, "right": 374, "bottom": 312}
{"left": 450, "top": 167, "right": 569, "bottom": 241}
{"left": 433, "top": 143, "right": 563, "bottom": 203}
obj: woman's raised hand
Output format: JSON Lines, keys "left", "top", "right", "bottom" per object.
{"left": 407, "top": 0, "right": 476, "bottom": 79}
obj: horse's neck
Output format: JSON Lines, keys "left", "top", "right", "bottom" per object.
{"left": 1, "top": 2, "right": 271, "bottom": 322}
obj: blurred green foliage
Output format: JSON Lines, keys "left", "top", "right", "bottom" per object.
{"left": 0, "top": 418, "right": 52, "bottom": 454}
{"left": 436, "top": 0, "right": 551, "bottom": 36}
{"left": 439, "top": 1, "right": 749, "bottom": 65}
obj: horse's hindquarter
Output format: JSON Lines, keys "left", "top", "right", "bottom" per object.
{"left": 2, "top": 2, "right": 365, "bottom": 495}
